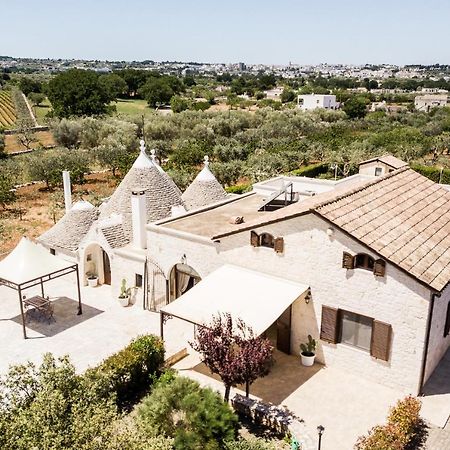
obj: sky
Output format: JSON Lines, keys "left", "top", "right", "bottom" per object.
{"left": 2, "top": 0, "right": 450, "bottom": 65}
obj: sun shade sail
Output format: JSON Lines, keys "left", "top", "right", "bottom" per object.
{"left": 0, "top": 238, "right": 74, "bottom": 286}
{"left": 161, "top": 264, "right": 309, "bottom": 336}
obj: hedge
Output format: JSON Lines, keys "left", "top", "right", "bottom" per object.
{"left": 411, "top": 164, "right": 450, "bottom": 185}
{"left": 291, "top": 163, "right": 329, "bottom": 178}
{"left": 226, "top": 183, "right": 252, "bottom": 194}
{"left": 87, "top": 334, "right": 165, "bottom": 407}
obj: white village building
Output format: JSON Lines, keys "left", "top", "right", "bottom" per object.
{"left": 36, "top": 147, "right": 450, "bottom": 396}
{"left": 297, "top": 94, "right": 339, "bottom": 111}
{"left": 414, "top": 94, "right": 448, "bottom": 112}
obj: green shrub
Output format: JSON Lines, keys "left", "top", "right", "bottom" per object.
{"left": 89, "top": 334, "right": 164, "bottom": 407}
{"left": 411, "top": 164, "right": 450, "bottom": 184}
{"left": 355, "top": 396, "right": 426, "bottom": 450}
{"left": 226, "top": 183, "right": 252, "bottom": 194}
{"left": 291, "top": 162, "right": 329, "bottom": 178}
{"left": 224, "top": 438, "right": 275, "bottom": 450}
{"left": 137, "top": 376, "right": 239, "bottom": 450}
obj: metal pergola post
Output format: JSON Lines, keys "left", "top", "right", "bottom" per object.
{"left": 75, "top": 265, "right": 82, "bottom": 315}
{"left": 17, "top": 285, "right": 27, "bottom": 339}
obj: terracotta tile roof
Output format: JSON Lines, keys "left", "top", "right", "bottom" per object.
{"left": 359, "top": 155, "right": 408, "bottom": 169}
{"left": 316, "top": 168, "right": 450, "bottom": 291}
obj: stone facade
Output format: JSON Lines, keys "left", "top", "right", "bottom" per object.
{"left": 147, "top": 213, "right": 433, "bottom": 394}
{"left": 425, "top": 282, "right": 450, "bottom": 382}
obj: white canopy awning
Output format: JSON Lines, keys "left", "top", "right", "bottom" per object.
{"left": 161, "top": 264, "right": 309, "bottom": 336}
{"left": 0, "top": 237, "right": 75, "bottom": 286}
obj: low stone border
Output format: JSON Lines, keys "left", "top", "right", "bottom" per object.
{"left": 231, "top": 394, "right": 316, "bottom": 450}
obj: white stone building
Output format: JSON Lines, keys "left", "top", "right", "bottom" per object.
{"left": 37, "top": 150, "right": 450, "bottom": 396}
{"left": 145, "top": 158, "right": 450, "bottom": 395}
{"left": 297, "top": 94, "right": 339, "bottom": 111}
{"left": 414, "top": 94, "right": 448, "bottom": 112}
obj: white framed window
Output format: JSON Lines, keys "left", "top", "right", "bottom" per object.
{"left": 375, "top": 167, "right": 382, "bottom": 176}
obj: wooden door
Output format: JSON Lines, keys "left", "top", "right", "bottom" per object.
{"left": 276, "top": 305, "right": 292, "bottom": 354}
{"left": 102, "top": 250, "right": 111, "bottom": 285}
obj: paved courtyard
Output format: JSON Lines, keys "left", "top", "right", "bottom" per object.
{"left": 175, "top": 349, "right": 450, "bottom": 450}
{"left": 0, "top": 275, "right": 191, "bottom": 375}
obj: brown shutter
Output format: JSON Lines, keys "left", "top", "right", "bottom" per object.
{"left": 250, "top": 231, "right": 259, "bottom": 247}
{"left": 274, "top": 237, "right": 284, "bottom": 254}
{"left": 342, "top": 252, "right": 354, "bottom": 269}
{"left": 370, "top": 320, "right": 392, "bottom": 361}
{"left": 373, "top": 259, "right": 386, "bottom": 277}
{"left": 320, "top": 306, "right": 339, "bottom": 343}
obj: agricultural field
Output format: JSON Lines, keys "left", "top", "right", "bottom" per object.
{"left": 0, "top": 90, "right": 17, "bottom": 128}
{"left": 113, "top": 98, "right": 159, "bottom": 117}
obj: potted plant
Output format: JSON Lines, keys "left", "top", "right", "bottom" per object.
{"left": 87, "top": 273, "right": 98, "bottom": 287}
{"left": 118, "top": 278, "right": 130, "bottom": 307}
{"left": 300, "top": 335, "right": 317, "bottom": 367}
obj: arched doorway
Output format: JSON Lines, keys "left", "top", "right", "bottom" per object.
{"left": 84, "top": 243, "right": 111, "bottom": 285}
{"left": 169, "top": 263, "right": 201, "bottom": 302}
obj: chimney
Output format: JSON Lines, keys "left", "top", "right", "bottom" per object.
{"left": 62, "top": 170, "right": 72, "bottom": 213}
{"left": 131, "top": 189, "right": 147, "bottom": 249}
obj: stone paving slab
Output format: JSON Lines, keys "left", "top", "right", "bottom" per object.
{"left": 0, "top": 278, "right": 191, "bottom": 375}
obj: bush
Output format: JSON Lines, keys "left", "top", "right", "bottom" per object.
{"left": 137, "top": 376, "right": 239, "bottom": 450}
{"left": 411, "top": 163, "right": 450, "bottom": 184}
{"left": 291, "top": 162, "right": 329, "bottom": 178}
{"left": 89, "top": 334, "right": 164, "bottom": 407}
{"left": 226, "top": 183, "right": 252, "bottom": 194}
{"left": 355, "top": 396, "right": 426, "bottom": 450}
{"left": 224, "top": 438, "right": 275, "bottom": 450}
{"left": 52, "top": 118, "right": 82, "bottom": 148}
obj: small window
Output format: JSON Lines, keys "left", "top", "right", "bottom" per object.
{"left": 50, "top": 248, "right": 56, "bottom": 255}
{"left": 135, "top": 274, "right": 143, "bottom": 288}
{"left": 354, "top": 253, "right": 375, "bottom": 271}
{"left": 375, "top": 167, "right": 382, "bottom": 176}
{"left": 340, "top": 310, "right": 373, "bottom": 352}
{"left": 86, "top": 253, "right": 92, "bottom": 262}
{"left": 260, "top": 232, "right": 275, "bottom": 249}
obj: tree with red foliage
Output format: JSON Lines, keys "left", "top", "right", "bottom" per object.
{"left": 191, "top": 313, "right": 274, "bottom": 401}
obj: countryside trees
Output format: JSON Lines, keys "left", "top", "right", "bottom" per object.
{"left": 47, "top": 69, "right": 113, "bottom": 117}
{"left": 139, "top": 76, "right": 183, "bottom": 108}
{"left": 191, "top": 314, "right": 274, "bottom": 401}
{"left": 99, "top": 73, "right": 128, "bottom": 100}
{"left": 343, "top": 96, "right": 368, "bottom": 119}
{"left": 0, "top": 171, "right": 16, "bottom": 208}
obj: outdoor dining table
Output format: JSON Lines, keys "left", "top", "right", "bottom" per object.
{"left": 23, "top": 295, "right": 54, "bottom": 322}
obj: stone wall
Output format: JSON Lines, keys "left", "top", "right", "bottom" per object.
{"left": 231, "top": 394, "right": 315, "bottom": 450}
{"left": 146, "top": 212, "right": 432, "bottom": 394}
{"left": 424, "top": 283, "right": 450, "bottom": 382}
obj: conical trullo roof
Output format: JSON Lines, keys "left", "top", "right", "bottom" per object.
{"left": 182, "top": 156, "right": 227, "bottom": 210}
{"left": 38, "top": 200, "right": 98, "bottom": 252}
{"left": 99, "top": 141, "right": 184, "bottom": 236}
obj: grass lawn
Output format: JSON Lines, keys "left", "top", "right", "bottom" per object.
{"left": 32, "top": 98, "right": 52, "bottom": 124}
{"left": 113, "top": 98, "right": 156, "bottom": 117}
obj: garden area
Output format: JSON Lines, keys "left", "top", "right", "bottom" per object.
{"left": 0, "top": 331, "right": 292, "bottom": 450}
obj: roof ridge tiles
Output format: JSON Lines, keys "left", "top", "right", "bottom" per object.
{"left": 314, "top": 166, "right": 411, "bottom": 212}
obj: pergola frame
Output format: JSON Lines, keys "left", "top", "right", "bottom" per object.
{"left": 0, "top": 264, "right": 82, "bottom": 339}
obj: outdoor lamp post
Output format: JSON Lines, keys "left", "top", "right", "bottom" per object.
{"left": 317, "top": 425, "right": 325, "bottom": 450}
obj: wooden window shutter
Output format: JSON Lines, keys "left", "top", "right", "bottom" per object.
{"left": 444, "top": 301, "right": 450, "bottom": 337}
{"left": 370, "top": 320, "right": 392, "bottom": 361}
{"left": 373, "top": 259, "right": 386, "bottom": 277}
{"left": 250, "top": 231, "right": 259, "bottom": 247}
{"left": 342, "top": 252, "right": 354, "bottom": 269}
{"left": 320, "top": 306, "right": 339, "bottom": 343}
{"left": 274, "top": 237, "right": 284, "bottom": 254}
